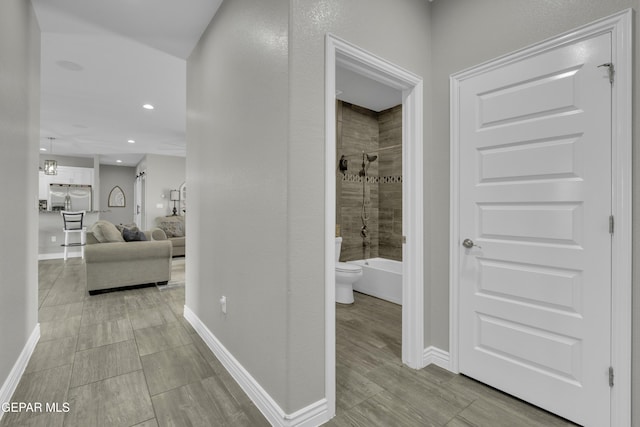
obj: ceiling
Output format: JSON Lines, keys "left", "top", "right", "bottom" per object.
{"left": 32, "top": 0, "right": 222, "bottom": 166}
{"left": 336, "top": 65, "right": 402, "bottom": 112}
{"left": 32, "top": 1, "right": 401, "bottom": 167}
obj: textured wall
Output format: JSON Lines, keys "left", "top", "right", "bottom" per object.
{"left": 0, "top": 0, "right": 40, "bottom": 400}
{"left": 100, "top": 165, "right": 135, "bottom": 226}
{"left": 186, "top": 0, "right": 291, "bottom": 411}
{"left": 188, "top": 0, "right": 640, "bottom": 420}
{"left": 288, "top": 0, "right": 432, "bottom": 413}
{"left": 190, "top": 0, "right": 433, "bottom": 415}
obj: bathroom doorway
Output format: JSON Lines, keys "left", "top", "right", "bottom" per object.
{"left": 325, "top": 34, "right": 424, "bottom": 418}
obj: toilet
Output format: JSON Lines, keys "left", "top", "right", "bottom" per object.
{"left": 335, "top": 237, "right": 363, "bottom": 304}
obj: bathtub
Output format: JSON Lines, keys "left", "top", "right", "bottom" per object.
{"left": 347, "top": 257, "right": 402, "bottom": 305}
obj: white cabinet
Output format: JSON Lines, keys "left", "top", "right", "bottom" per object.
{"left": 39, "top": 166, "right": 94, "bottom": 210}
{"left": 38, "top": 171, "right": 48, "bottom": 200}
{"left": 53, "top": 166, "right": 93, "bottom": 185}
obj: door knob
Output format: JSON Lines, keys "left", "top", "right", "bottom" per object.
{"left": 462, "top": 238, "right": 481, "bottom": 249}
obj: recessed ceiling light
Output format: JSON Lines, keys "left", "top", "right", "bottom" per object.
{"left": 143, "top": 104, "right": 154, "bottom": 110}
{"left": 40, "top": 148, "right": 46, "bottom": 151}
{"left": 128, "top": 139, "right": 135, "bottom": 144}
{"left": 116, "top": 160, "right": 123, "bottom": 163}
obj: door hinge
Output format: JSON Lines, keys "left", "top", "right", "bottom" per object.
{"left": 609, "top": 215, "right": 614, "bottom": 234}
{"left": 609, "top": 366, "right": 614, "bottom": 387}
{"left": 402, "top": 236, "right": 407, "bottom": 244}
{"left": 598, "top": 63, "right": 614, "bottom": 84}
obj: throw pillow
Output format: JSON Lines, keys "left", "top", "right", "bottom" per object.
{"left": 122, "top": 228, "right": 147, "bottom": 242}
{"left": 92, "top": 220, "right": 125, "bottom": 243}
{"left": 115, "top": 223, "right": 139, "bottom": 233}
{"left": 158, "top": 220, "right": 184, "bottom": 238}
{"left": 91, "top": 220, "right": 107, "bottom": 242}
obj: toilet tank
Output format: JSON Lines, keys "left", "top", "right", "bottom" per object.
{"left": 335, "top": 237, "right": 342, "bottom": 262}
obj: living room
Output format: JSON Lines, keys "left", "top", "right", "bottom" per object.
{"left": 38, "top": 153, "right": 186, "bottom": 260}
{"left": 33, "top": 0, "right": 190, "bottom": 260}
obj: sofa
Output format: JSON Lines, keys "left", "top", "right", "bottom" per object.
{"left": 155, "top": 215, "right": 185, "bottom": 257}
{"left": 85, "top": 220, "right": 173, "bottom": 294}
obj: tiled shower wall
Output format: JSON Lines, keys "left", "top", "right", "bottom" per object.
{"left": 336, "top": 101, "right": 402, "bottom": 262}
{"left": 378, "top": 105, "right": 403, "bottom": 261}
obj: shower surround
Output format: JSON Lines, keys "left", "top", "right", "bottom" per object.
{"left": 336, "top": 101, "right": 403, "bottom": 262}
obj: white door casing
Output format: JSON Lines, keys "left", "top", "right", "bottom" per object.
{"left": 450, "top": 10, "right": 632, "bottom": 427}
{"left": 325, "top": 33, "right": 424, "bottom": 420}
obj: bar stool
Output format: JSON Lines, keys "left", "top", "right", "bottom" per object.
{"left": 61, "top": 210, "right": 86, "bottom": 261}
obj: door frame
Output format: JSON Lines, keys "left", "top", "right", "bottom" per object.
{"left": 449, "top": 10, "right": 632, "bottom": 426}
{"left": 325, "top": 33, "right": 424, "bottom": 417}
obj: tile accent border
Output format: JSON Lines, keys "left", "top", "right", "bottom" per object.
{"left": 423, "top": 346, "right": 451, "bottom": 372}
{"left": 0, "top": 324, "right": 40, "bottom": 422}
{"left": 183, "top": 306, "right": 330, "bottom": 427}
{"left": 341, "top": 174, "right": 403, "bottom": 184}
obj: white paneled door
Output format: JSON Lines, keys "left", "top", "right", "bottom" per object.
{"left": 456, "top": 33, "right": 612, "bottom": 426}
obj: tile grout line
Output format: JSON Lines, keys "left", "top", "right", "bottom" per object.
{"left": 63, "top": 268, "right": 86, "bottom": 426}
{"left": 130, "top": 310, "right": 160, "bottom": 425}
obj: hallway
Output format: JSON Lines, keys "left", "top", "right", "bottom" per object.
{"left": 3, "top": 259, "right": 577, "bottom": 426}
{"left": 1, "top": 258, "right": 268, "bottom": 426}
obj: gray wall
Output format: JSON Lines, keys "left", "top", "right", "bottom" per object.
{"left": 38, "top": 154, "right": 93, "bottom": 170}
{"left": 0, "top": 0, "right": 40, "bottom": 399}
{"left": 189, "top": 0, "right": 638, "bottom": 419}
{"left": 288, "top": 0, "right": 432, "bottom": 412}
{"left": 187, "top": 0, "right": 290, "bottom": 411}
{"left": 428, "top": 0, "right": 640, "bottom": 424}
{"left": 100, "top": 165, "right": 135, "bottom": 226}
{"left": 141, "top": 154, "right": 185, "bottom": 228}
{"left": 188, "top": 0, "right": 432, "bottom": 414}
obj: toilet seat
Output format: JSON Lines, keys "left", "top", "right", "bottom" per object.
{"left": 336, "top": 262, "right": 362, "bottom": 274}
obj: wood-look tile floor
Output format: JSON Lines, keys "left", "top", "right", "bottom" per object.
{"left": 331, "top": 292, "right": 578, "bottom": 427}
{"left": 1, "top": 258, "right": 268, "bottom": 427}
{"left": 4, "top": 259, "right": 578, "bottom": 426}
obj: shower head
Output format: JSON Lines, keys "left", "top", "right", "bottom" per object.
{"left": 366, "top": 154, "right": 378, "bottom": 162}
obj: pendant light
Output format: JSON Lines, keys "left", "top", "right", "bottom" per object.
{"left": 44, "top": 137, "right": 57, "bottom": 175}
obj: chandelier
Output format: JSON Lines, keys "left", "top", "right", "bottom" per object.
{"left": 44, "top": 137, "right": 57, "bottom": 175}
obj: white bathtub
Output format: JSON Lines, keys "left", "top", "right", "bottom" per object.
{"left": 347, "top": 257, "right": 402, "bottom": 305}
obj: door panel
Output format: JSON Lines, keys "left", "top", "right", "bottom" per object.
{"left": 457, "top": 32, "right": 612, "bottom": 426}
{"left": 477, "top": 259, "right": 581, "bottom": 313}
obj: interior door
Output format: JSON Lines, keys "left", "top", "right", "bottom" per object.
{"left": 134, "top": 172, "right": 146, "bottom": 228}
{"left": 457, "top": 33, "right": 612, "bottom": 426}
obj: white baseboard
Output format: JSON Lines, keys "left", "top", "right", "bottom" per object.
{"left": 0, "top": 324, "right": 40, "bottom": 422}
{"left": 423, "top": 346, "right": 451, "bottom": 371}
{"left": 183, "top": 306, "right": 330, "bottom": 427}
